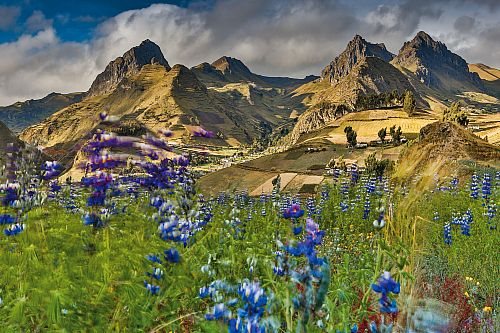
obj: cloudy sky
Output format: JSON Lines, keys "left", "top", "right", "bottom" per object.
{"left": 0, "top": 0, "right": 499, "bottom": 105}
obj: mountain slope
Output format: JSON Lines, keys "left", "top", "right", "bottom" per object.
{"left": 391, "top": 31, "right": 483, "bottom": 92}
{"left": 321, "top": 35, "right": 394, "bottom": 84}
{"left": 468, "top": 63, "right": 500, "bottom": 98}
{"left": 291, "top": 56, "right": 417, "bottom": 128}
{"left": 20, "top": 40, "right": 311, "bottom": 164}
{"left": 0, "top": 92, "right": 84, "bottom": 132}
{"left": 20, "top": 64, "right": 260, "bottom": 158}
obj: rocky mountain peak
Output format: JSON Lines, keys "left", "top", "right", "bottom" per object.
{"left": 321, "top": 34, "right": 395, "bottom": 84}
{"left": 211, "top": 56, "right": 252, "bottom": 76}
{"left": 392, "top": 31, "right": 483, "bottom": 90}
{"left": 87, "top": 39, "right": 170, "bottom": 97}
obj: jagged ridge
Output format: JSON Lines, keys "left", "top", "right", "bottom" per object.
{"left": 321, "top": 35, "right": 394, "bottom": 84}
{"left": 391, "top": 31, "right": 483, "bottom": 91}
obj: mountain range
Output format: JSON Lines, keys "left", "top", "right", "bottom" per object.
{"left": 0, "top": 31, "right": 498, "bottom": 174}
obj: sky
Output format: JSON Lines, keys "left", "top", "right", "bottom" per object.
{"left": 0, "top": 0, "right": 499, "bottom": 105}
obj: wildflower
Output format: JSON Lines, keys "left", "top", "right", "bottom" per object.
{"left": 41, "top": 161, "right": 62, "bottom": 180}
{"left": 205, "top": 303, "right": 230, "bottom": 320}
{"left": 371, "top": 271, "right": 400, "bottom": 314}
{"left": 144, "top": 281, "right": 160, "bottom": 295}
{"left": 443, "top": 223, "right": 452, "bottom": 245}
{"left": 283, "top": 204, "right": 304, "bottom": 219}
{"left": 481, "top": 173, "right": 491, "bottom": 199}
{"left": 0, "top": 214, "right": 16, "bottom": 225}
{"left": 373, "top": 206, "right": 386, "bottom": 229}
{"left": 146, "top": 254, "right": 162, "bottom": 264}
{"left": 164, "top": 247, "right": 180, "bottom": 263}
{"left": 193, "top": 127, "right": 215, "bottom": 138}
{"left": 470, "top": 173, "right": 479, "bottom": 199}
{"left": 4, "top": 223, "right": 25, "bottom": 236}
{"left": 351, "top": 163, "right": 359, "bottom": 184}
{"left": 159, "top": 128, "right": 173, "bottom": 137}
{"left": 146, "top": 267, "right": 164, "bottom": 280}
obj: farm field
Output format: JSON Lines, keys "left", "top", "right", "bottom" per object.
{"left": 298, "top": 109, "right": 436, "bottom": 145}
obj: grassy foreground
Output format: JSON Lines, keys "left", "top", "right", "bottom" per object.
{"left": 0, "top": 168, "right": 498, "bottom": 332}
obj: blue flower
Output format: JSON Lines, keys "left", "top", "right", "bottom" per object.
{"left": 371, "top": 271, "right": 400, "bottom": 314}
{"left": 0, "top": 214, "right": 16, "bottom": 225}
{"left": 293, "top": 226, "right": 303, "bottom": 235}
{"left": 164, "top": 247, "right": 180, "bottom": 263}
{"left": 144, "top": 281, "right": 160, "bottom": 295}
{"left": 283, "top": 204, "right": 304, "bottom": 219}
{"left": 443, "top": 223, "right": 452, "bottom": 245}
{"left": 146, "top": 268, "right": 164, "bottom": 280}
{"left": 205, "top": 303, "right": 230, "bottom": 320}
{"left": 146, "top": 254, "right": 162, "bottom": 264}
{"left": 4, "top": 223, "right": 25, "bottom": 236}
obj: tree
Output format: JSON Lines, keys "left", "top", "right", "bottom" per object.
{"left": 443, "top": 101, "right": 469, "bottom": 127}
{"left": 344, "top": 126, "right": 357, "bottom": 147}
{"left": 365, "top": 153, "right": 395, "bottom": 177}
{"left": 403, "top": 90, "right": 416, "bottom": 116}
{"left": 389, "top": 125, "right": 402, "bottom": 145}
{"left": 378, "top": 127, "right": 387, "bottom": 143}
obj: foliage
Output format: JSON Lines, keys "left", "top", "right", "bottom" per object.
{"left": 378, "top": 128, "right": 387, "bottom": 143}
{"left": 389, "top": 125, "right": 402, "bottom": 145}
{"left": 344, "top": 126, "right": 358, "bottom": 147}
{"left": 443, "top": 101, "right": 469, "bottom": 127}
{"left": 0, "top": 123, "right": 497, "bottom": 331}
{"left": 356, "top": 90, "right": 403, "bottom": 111}
{"left": 365, "top": 153, "right": 394, "bottom": 177}
{"left": 402, "top": 91, "right": 416, "bottom": 116}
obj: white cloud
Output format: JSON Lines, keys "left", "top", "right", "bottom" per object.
{"left": 0, "top": 29, "right": 93, "bottom": 105}
{"left": 0, "top": 0, "right": 498, "bottom": 106}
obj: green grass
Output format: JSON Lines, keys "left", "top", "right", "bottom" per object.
{"left": 0, "top": 170, "right": 497, "bottom": 331}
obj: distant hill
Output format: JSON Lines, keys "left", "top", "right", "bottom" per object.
{"left": 469, "top": 63, "right": 500, "bottom": 98}
{"left": 286, "top": 31, "right": 500, "bottom": 146}
{"left": 192, "top": 56, "right": 317, "bottom": 89}
{"left": 0, "top": 92, "right": 84, "bottom": 133}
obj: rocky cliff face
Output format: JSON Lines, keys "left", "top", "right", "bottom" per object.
{"left": 321, "top": 35, "right": 394, "bottom": 84}
{"left": 391, "top": 31, "right": 483, "bottom": 90}
{"left": 87, "top": 39, "right": 170, "bottom": 97}
{"left": 288, "top": 103, "right": 348, "bottom": 144}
